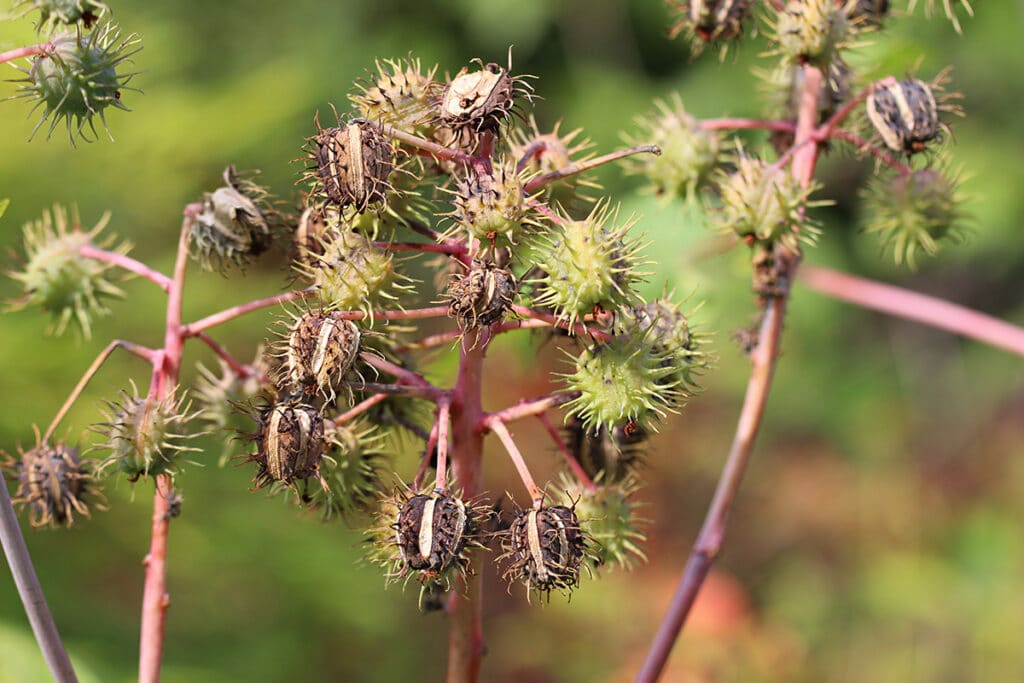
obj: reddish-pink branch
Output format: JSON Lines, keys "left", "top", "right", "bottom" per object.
{"left": 483, "top": 392, "right": 578, "bottom": 427}
{"left": 829, "top": 129, "right": 912, "bottom": 175}
{"left": 194, "top": 332, "right": 250, "bottom": 378}
{"left": 413, "top": 421, "right": 440, "bottom": 491}
{"left": 636, "top": 64, "right": 823, "bottom": 683}
{"left": 332, "top": 393, "right": 389, "bottom": 425}
{"left": 182, "top": 289, "right": 316, "bottom": 336}
{"left": 509, "top": 305, "right": 613, "bottom": 342}
{"left": 486, "top": 418, "right": 545, "bottom": 504}
{"left": 376, "top": 241, "right": 469, "bottom": 257}
{"left": 699, "top": 118, "right": 795, "bottom": 133}
{"left": 522, "top": 144, "right": 661, "bottom": 194}
{"left": 0, "top": 42, "right": 53, "bottom": 65}
{"left": 79, "top": 244, "right": 173, "bottom": 292}
{"left": 358, "top": 352, "right": 441, "bottom": 398}
{"left": 377, "top": 123, "right": 473, "bottom": 166}
{"left": 801, "top": 265, "right": 1024, "bottom": 357}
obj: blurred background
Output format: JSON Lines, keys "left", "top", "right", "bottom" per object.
{"left": 1, "top": 1, "right": 1023, "bottom": 681}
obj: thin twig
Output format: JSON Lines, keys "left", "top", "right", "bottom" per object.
{"left": 800, "top": 265, "right": 1024, "bottom": 357}
{"left": 700, "top": 118, "right": 795, "bottom": 133}
{"left": 0, "top": 470, "right": 79, "bottom": 683}
{"left": 523, "top": 145, "right": 661, "bottom": 194}
{"left": 79, "top": 244, "right": 173, "bottom": 293}
{"left": 483, "top": 392, "right": 579, "bottom": 427}
{"left": 181, "top": 288, "right": 317, "bottom": 336}
{"left": 332, "top": 393, "right": 389, "bottom": 425}
{"left": 435, "top": 399, "right": 451, "bottom": 490}
{"left": 0, "top": 42, "right": 53, "bottom": 66}
{"left": 486, "top": 418, "right": 545, "bottom": 505}
{"left": 194, "top": 333, "right": 250, "bottom": 378}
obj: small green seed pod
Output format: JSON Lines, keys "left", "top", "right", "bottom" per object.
{"left": 666, "top": 0, "right": 754, "bottom": 54}
{"left": 350, "top": 57, "right": 438, "bottom": 132}
{"left": 775, "top": 0, "right": 854, "bottom": 69}
{"left": 500, "top": 505, "right": 588, "bottom": 597}
{"left": 451, "top": 157, "right": 536, "bottom": 246}
{"left": 16, "top": 0, "right": 109, "bottom": 29}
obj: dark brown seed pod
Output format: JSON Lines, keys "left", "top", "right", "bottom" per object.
{"left": 440, "top": 62, "right": 514, "bottom": 133}
{"left": 6, "top": 442, "right": 101, "bottom": 528}
{"left": 564, "top": 416, "right": 646, "bottom": 483}
{"left": 501, "top": 505, "right": 587, "bottom": 597}
{"left": 250, "top": 401, "right": 325, "bottom": 489}
{"left": 313, "top": 118, "right": 394, "bottom": 210}
{"left": 281, "top": 310, "right": 361, "bottom": 401}
{"left": 866, "top": 78, "right": 941, "bottom": 155}
{"left": 396, "top": 492, "right": 470, "bottom": 574}
{"left": 446, "top": 258, "right": 517, "bottom": 329}
{"left": 667, "top": 0, "right": 754, "bottom": 48}
{"left": 293, "top": 205, "right": 341, "bottom": 269}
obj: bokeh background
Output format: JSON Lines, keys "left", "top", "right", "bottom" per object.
{"left": 2, "top": 1, "right": 1024, "bottom": 681}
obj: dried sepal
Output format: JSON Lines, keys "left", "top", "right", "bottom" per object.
{"left": 3, "top": 435, "right": 104, "bottom": 528}
{"left": 94, "top": 383, "right": 201, "bottom": 480}
{"left": 187, "top": 166, "right": 276, "bottom": 272}
{"left": 499, "top": 503, "right": 589, "bottom": 599}
{"left": 12, "top": 22, "right": 140, "bottom": 144}
{"left": 7, "top": 204, "right": 127, "bottom": 339}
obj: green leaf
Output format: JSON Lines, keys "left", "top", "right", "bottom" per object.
{"left": 0, "top": 198, "right": 9, "bottom": 220}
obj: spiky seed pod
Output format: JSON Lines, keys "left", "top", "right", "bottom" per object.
{"left": 14, "top": 23, "right": 140, "bottom": 143}
{"left": 666, "top": 0, "right": 753, "bottom": 54}
{"left": 555, "top": 474, "right": 647, "bottom": 572}
{"left": 510, "top": 116, "right": 599, "bottom": 213}
{"left": 95, "top": 384, "right": 200, "bottom": 480}
{"left": 500, "top": 505, "right": 588, "bottom": 598}
{"left": 310, "top": 118, "right": 394, "bottom": 211}
{"left": 865, "top": 77, "right": 956, "bottom": 156}
{"left": 862, "top": 165, "right": 969, "bottom": 267}
{"left": 532, "top": 202, "right": 646, "bottom": 327}
{"left": 446, "top": 258, "right": 517, "bottom": 329}
{"left": 624, "top": 95, "right": 720, "bottom": 200}
{"left": 311, "top": 419, "right": 390, "bottom": 517}
{"left": 280, "top": 310, "right": 361, "bottom": 402}
{"left": 563, "top": 331, "right": 682, "bottom": 432}
{"left": 907, "top": 0, "right": 974, "bottom": 34}
{"left": 564, "top": 415, "right": 647, "bottom": 483}
{"left": 349, "top": 57, "right": 438, "bottom": 132}
{"left": 293, "top": 205, "right": 341, "bottom": 269}
{"left": 620, "top": 297, "right": 709, "bottom": 397}
{"left": 437, "top": 59, "right": 528, "bottom": 144}
{"left": 187, "top": 166, "right": 275, "bottom": 272}
{"left": 298, "top": 228, "right": 409, "bottom": 318}
{"left": 194, "top": 349, "right": 272, "bottom": 465}
{"left": 8, "top": 205, "right": 126, "bottom": 338}
{"left": 249, "top": 400, "right": 326, "bottom": 490}
{"left": 710, "top": 153, "right": 822, "bottom": 249}
{"left": 5, "top": 441, "right": 102, "bottom": 528}
{"left": 15, "top": 0, "right": 108, "bottom": 29}
{"left": 451, "top": 158, "right": 537, "bottom": 246}
{"left": 775, "top": 0, "right": 854, "bottom": 69}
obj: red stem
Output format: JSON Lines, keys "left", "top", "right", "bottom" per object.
{"left": 181, "top": 289, "right": 316, "bottom": 336}
{"left": 79, "top": 244, "right": 173, "bottom": 293}
{"left": 332, "top": 393, "right": 389, "bottom": 425}
{"left": 358, "top": 352, "right": 440, "bottom": 397}
{"left": 699, "top": 118, "right": 795, "bottom": 133}
{"left": 486, "top": 418, "right": 544, "bottom": 504}
{"left": 800, "top": 265, "right": 1024, "bottom": 357}
{"left": 509, "top": 305, "right": 613, "bottom": 342}
{"left": 483, "top": 392, "right": 578, "bottom": 427}
{"left": 522, "top": 144, "right": 661, "bottom": 194}
{"left": 636, "top": 64, "right": 823, "bottom": 683}
{"left": 0, "top": 42, "right": 53, "bottom": 66}
{"left": 194, "top": 333, "right": 249, "bottom": 378}
{"left": 378, "top": 241, "right": 468, "bottom": 257}
{"left": 828, "top": 130, "right": 912, "bottom": 175}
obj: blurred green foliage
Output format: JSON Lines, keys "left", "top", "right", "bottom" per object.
{"left": 1, "top": 1, "right": 1023, "bottom": 681}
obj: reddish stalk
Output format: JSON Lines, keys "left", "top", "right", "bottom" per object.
{"left": 800, "top": 265, "right": 1024, "bottom": 357}
{"left": 182, "top": 288, "right": 316, "bottom": 336}
{"left": 636, "top": 64, "right": 823, "bottom": 683}
{"left": 522, "top": 144, "right": 661, "bottom": 193}
{"left": 536, "top": 412, "right": 597, "bottom": 492}
{"left": 194, "top": 333, "right": 249, "bottom": 377}
{"left": 378, "top": 241, "right": 468, "bottom": 257}
{"left": 486, "top": 418, "right": 545, "bottom": 504}
{"left": 699, "top": 117, "right": 795, "bottom": 133}
{"left": 79, "top": 244, "right": 173, "bottom": 292}
{"left": 483, "top": 392, "right": 578, "bottom": 426}
{"left": 509, "top": 305, "right": 613, "bottom": 342}
{"left": 0, "top": 42, "right": 53, "bottom": 65}
{"left": 829, "top": 129, "right": 912, "bottom": 175}
{"left": 332, "top": 393, "right": 389, "bottom": 425}
{"left": 358, "top": 353, "right": 440, "bottom": 396}
{"left": 413, "top": 421, "right": 440, "bottom": 491}
{"left": 377, "top": 123, "right": 473, "bottom": 166}
{"left": 446, "top": 330, "right": 488, "bottom": 683}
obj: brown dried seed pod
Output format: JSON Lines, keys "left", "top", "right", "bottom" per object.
{"left": 396, "top": 493, "right": 470, "bottom": 573}
{"left": 501, "top": 505, "right": 587, "bottom": 596}
{"left": 293, "top": 205, "right": 341, "bottom": 269}
{"left": 251, "top": 401, "right": 325, "bottom": 488}
{"left": 281, "top": 310, "right": 361, "bottom": 401}
{"left": 8, "top": 442, "right": 100, "bottom": 528}
{"left": 313, "top": 118, "right": 394, "bottom": 210}
{"left": 565, "top": 416, "right": 646, "bottom": 483}
{"left": 866, "top": 78, "right": 941, "bottom": 155}
{"left": 446, "top": 258, "right": 517, "bottom": 329}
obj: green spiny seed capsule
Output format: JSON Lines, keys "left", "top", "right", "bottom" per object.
{"left": 775, "top": 0, "right": 853, "bottom": 69}
{"left": 564, "top": 333, "right": 680, "bottom": 432}
{"left": 281, "top": 310, "right": 361, "bottom": 401}
{"left": 195, "top": 349, "right": 272, "bottom": 466}
{"left": 510, "top": 116, "right": 599, "bottom": 213}
{"left": 532, "top": 202, "right": 646, "bottom": 326}
{"left": 396, "top": 493, "right": 471, "bottom": 573}
{"left": 293, "top": 205, "right": 341, "bottom": 269}
{"left": 862, "top": 165, "right": 968, "bottom": 267}
{"left": 6, "top": 441, "right": 100, "bottom": 528}
{"left": 620, "top": 298, "right": 708, "bottom": 396}
{"left": 438, "top": 60, "right": 519, "bottom": 142}
{"left": 666, "top": 0, "right": 753, "bottom": 52}
{"left": 556, "top": 474, "right": 647, "bottom": 571}
{"left": 501, "top": 505, "right": 587, "bottom": 597}
{"left": 15, "top": 23, "right": 139, "bottom": 143}
{"left": 95, "top": 384, "right": 199, "bottom": 480}
{"left": 565, "top": 416, "right": 646, "bottom": 483}
{"left": 312, "top": 420, "right": 389, "bottom": 517}
{"left": 312, "top": 118, "right": 394, "bottom": 211}
{"left": 16, "top": 0, "right": 108, "bottom": 29}
{"left": 452, "top": 157, "right": 535, "bottom": 245}
{"left": 299, "top": 229, "right": 406, "bottom": 318}
{"left": 624, "top": 95, "right": 720, "bottom": 200}
{"left": 350, "top": 57, "right": 438, "bottom": 132}
{"left": 9, "top": 204, "right": 126, "bottom": 338}
{"left": 446, "top": 258, "right": 517, "bottom": 329}
{"left": 711, "top": 152, "right": 821, "bottom": 249}
{"left": 251, "top": 401, "right": 325, "bottom": 489}
{"left": 866, "top": 78, "right": 941, "bottom": 155}
{"left": 188, "top": 166, "right": 274, "bottom": 271}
